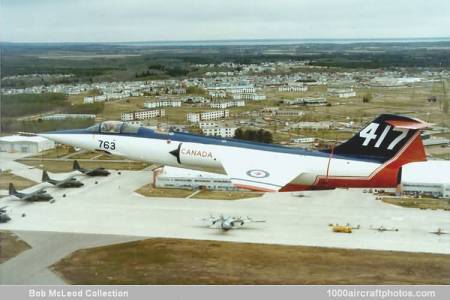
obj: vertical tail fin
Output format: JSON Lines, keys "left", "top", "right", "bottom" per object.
{"left": 333, "top": 114, "right": 428, "bottom": 163}
{"left": 73, "top": 160, "right": 81, "bottom": 171}
{"left": 8, "top": 183, "right": 17, "bottom": 195}
{"left": 42, "top": 170, "right": 51, "bottom": 182}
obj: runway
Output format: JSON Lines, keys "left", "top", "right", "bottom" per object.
{"left": 1, "top": 153, "right": 449, "bottom": 255}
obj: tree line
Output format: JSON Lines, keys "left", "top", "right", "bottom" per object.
{"left": 234, "top": 128, "right": 273, "bottom": 144}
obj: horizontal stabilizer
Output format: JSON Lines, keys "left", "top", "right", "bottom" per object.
{"left": 385, "top": 119, "right": 430, "bottom": 130}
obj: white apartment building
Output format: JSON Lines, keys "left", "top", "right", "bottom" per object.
{"left": 83, "top": 96, "right": 94, "bottom": 104}
{"left": 278, "top": 84, "right": 308, "bottom": 92}
{"left": 210, "top": 100, "right": 245, "bottom": 109}
{"left": 232, "top": 93, "right": 266, "bottom": 101}
{"left": 208, "top": 90, "right": 227, "bottom": 98}
{"left": 83, "top": 95, "right": 107, "bottom": 104}
{"left": 198, "top": 121, "right": 218, "bottom": 129}
{"left": 207, "top": 85, "right": 255, "bottom": 94}
{"left": 121, "top": 109, "right": 165, "bottom": 121}
{"left": 202, "top": 126, "right": 237, "bottom": 138}
{"left": 328, "top": 88, "right": 356, "bottom": 98}
{"left": 187, "top": 110, "right": 230, "bottom": 123}
{"left": 284, "top": 98, "right": 328, "bottom": 106}
{"left": 144, "top": 99, "right": 182, "bottom": 109}
{"left": 272, "top": 110, "right": 305, "bottom": 117}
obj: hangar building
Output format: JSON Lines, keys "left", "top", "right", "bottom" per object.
{"left": 401, "top": 161, "right": 450, "bottom": 198}
{"left": 0, "top": 135, "right": 55, "bottom": 153}
{"left": 154, "top": 166, "right": 236, "bottom": 191}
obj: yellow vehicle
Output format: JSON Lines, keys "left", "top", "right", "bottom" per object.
{"left": 332, "top": 225, "right": 353, "bottom": 233}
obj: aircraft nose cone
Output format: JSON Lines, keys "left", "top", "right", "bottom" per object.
{"left": 38, "top": 128, "right": 86, "bottom": 146}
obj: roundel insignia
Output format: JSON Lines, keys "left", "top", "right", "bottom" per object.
{"left": 246, "top": 169, "right": 270, "bottom": 178}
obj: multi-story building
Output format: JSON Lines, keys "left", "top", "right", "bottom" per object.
{"left": 187, "top": 110, "right": 230, "bottom": 123}
{"left": 232, "top": 93, "right": 266, "bottom": 101}
{"left": 83, "top": 95, "right": 107, "bottom": 104}
{"left": 272, "top": 110, "right": 305, "bottom": 117}
{"left": 144, "top": 99, "right": 182, "bottom": 109}
{"left": 210, "top": 100, "right": 245, "bottom": 109}
{"left": 202, "top": 126, "right": 237, "bottom": 138}
{"left": 121, "top": 109, "right": 165, "bottom": 121}
{"left": 208, "top": 90, "right": 227, "bottom": 99}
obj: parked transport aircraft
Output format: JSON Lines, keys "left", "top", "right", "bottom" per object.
{"left": 40, "top": 114, "right": 431, "bottom": 192}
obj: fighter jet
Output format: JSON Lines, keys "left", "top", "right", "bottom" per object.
{"left": 39, "top": 114, "right": 433, "bottom": 192}
{"left": 8, "top": 183, "right": 53, "bottom": 202}
{"left": 201, "top": 215, "right": 266, "bottom": 231}
{"left": 0, "top": 206, "right": 11, "bottom": 223}
{"left": 42, "top": 170, "right": 84, "bottom": 188}
{"left": 370, "top": 225, "right": 399, "bottom": 232}
{"left": 73, "top": 160, "right": 110, "bottom": 176}
{"left": 430, "top": 228, "right": 448, "bottom": 235}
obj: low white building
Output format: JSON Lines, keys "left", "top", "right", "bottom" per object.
{"left": 208, "top": 90, "right": 227, "bottom": 99}
{"left": 401, "top": 161, "right": 450, "bottom": 198}
{"left": 290, "top": 121, "right": 332, "bottom": 130}
{"left": 272, "top": 110, "right": 304, "bottom": 117}
{"left": 328, "top": 88, "right": 356, "bottom": 98}
{"left": 233, "top": 93, "right": 266, "bottom": 101}
{"left": 121, "top": 109, "right": 165, "bottom": 121}
{"left": 94, "top": 95, "right": 107, "bottom": 102}
{"left": 0, "top": 135, "right": 55, "bottom": 153}
{"left": 83, "top": 96, "right": 94, "bottom": 104}
{"left": 284, "top": 98, "right": 327, "bottom": 106}
{"left": 154, "top": 166, "right": 236, "bottom": 191}
{"left": 278, "top": 84, "right": 308, "bottom": 92}
{"left": 41, "top": 114, "right": 96, "bottom": 121}
{"left": 291, "top": 137, "right": 315, "bottom": 144}
{"left": 183, "top": 96, "right": 209, "bottom": 104}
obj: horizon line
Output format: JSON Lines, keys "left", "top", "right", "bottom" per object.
{"left": 1, "top": 36, "right": 450, "bottom": 45}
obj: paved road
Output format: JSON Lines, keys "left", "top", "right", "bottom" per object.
{"left": 0, "top": 231, "right": 141, "bottom": 284}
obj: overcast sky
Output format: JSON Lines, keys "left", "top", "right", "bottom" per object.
{"left": 1, "top": 0, "right": 449, "bottom": 42}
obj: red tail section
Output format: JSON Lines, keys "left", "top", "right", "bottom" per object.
{"left": 281, "top": 115, "right": 429, "bottom": 191}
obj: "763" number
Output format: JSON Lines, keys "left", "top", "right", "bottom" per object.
{"left": 98, "top": 139, "right": 116, "bottom": 150}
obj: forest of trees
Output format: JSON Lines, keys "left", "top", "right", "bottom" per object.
{"left": 1, "top": 93, "right": 67, "bottom": 117}
{"left": 234, "top": 128, "right": 273, "bottom": 144}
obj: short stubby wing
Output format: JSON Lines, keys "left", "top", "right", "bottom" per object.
{"left": 217, "top": 148, "right": 306, "bottom": 192}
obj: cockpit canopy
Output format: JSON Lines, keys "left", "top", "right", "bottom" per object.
{"left": 86, "top": 121, "right": 140, "bottom": 134}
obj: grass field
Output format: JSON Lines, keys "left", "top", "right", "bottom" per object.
{"left": 135, "top": 185, "right": 263, "bottom": 200}
{"left": 0, "top": 231, "right": 31, "bottom": 264}
{"left": 0, "top": 170, "right": 37, "bottom": 190}
{"left": 52, "top": 238, "right": 450, "bottom": 285}
{"left": 16, "top": 159, "right": 149, "bottom": 173}
{"left": 193, "top": 190, "right": 263, "bottom": 200}
{"left": 382, "top": 197, "right": 450, "bottom": 210}
{"left": 28, "top": 146, "right": 75, "bottom": 159}
{"left": 135, "top": 185, "right": 193, "bottom": 198}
